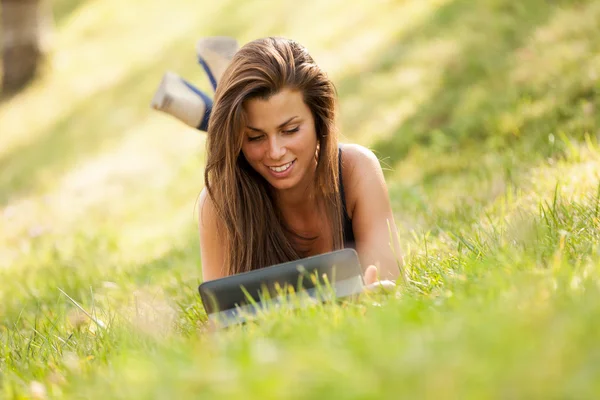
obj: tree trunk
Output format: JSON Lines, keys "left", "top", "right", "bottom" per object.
{"left": 1, "top": 0, "right": 53, "bottom": 93}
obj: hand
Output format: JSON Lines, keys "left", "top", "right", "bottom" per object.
{"left": 363, "top": 265, "right": 396, "bottom": 292}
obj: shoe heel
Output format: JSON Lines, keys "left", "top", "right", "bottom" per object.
{"left": 150, "top": 71, "right": 212, "bottom": 131}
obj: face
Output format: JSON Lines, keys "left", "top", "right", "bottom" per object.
{"left": 241, "top": 88, "right": 318, "bottom": 192}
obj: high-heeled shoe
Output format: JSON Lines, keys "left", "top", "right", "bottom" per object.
{"left": 196, "top": 36, "right": 239, "bottom": 92}
{"left": 150, "top": 71, "right": 212, "bottom": 131}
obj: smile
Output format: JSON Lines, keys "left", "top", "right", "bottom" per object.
{"left": 268, "top": 160, "right": 295, "bottom": 173}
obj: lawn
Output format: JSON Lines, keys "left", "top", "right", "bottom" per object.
{"left": 1, "top": 0, "right": 600, "bottom": 398}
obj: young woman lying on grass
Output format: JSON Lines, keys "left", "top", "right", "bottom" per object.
{"left": 198, "top": 37, "right": 403, "bottom": 289}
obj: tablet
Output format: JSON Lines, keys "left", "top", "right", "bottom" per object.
{"left": 198, "top": 249, "right": 364, "bottom": 327}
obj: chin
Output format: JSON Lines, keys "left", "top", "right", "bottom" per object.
{"left": 265, "top": 177, "right": 297, "bottom": 191}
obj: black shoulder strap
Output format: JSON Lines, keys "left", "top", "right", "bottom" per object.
{"left": 338, "top": 147, "right": 348, "bottom": 212}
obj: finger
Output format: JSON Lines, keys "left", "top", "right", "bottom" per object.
{"left": 365, "top": 280, "right": 396, "bottom": 292}
{"left": 376, "top": 280, "right": 396, "bottom": 290}
{"left": 363, "top": 265, "right": 378, "bottom": 286}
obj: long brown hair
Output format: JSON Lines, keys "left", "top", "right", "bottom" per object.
{"left": 204, "top": 37, "right": 343, "bottom": 276}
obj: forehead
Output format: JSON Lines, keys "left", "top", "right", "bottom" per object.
{"left": 243, "top": 88, "right": 310, "bottom": 128}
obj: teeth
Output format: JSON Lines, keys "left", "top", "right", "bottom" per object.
{"left": 269, "top": 161, "right": 293, "bottom": 173}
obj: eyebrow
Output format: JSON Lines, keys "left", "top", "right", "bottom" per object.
{"left": 246, "top": 116, "right": 299, "bottom": 133}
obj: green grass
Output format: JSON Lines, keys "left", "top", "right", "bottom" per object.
{"left": 1, "top": 0, "right": 600, "bottom": 398}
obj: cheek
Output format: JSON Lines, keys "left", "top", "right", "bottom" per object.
{"left": 241, "top": 144, "right": 262, "bottom": 164}
{"left": 301, "top": 129, "right": 318, "bottom": 151}
{"left": 290, "top": 127, "right": 317, "bottom": 148}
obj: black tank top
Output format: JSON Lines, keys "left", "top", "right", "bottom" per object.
{"left": 338, "top": 147, "right": 355, "bottom": 248}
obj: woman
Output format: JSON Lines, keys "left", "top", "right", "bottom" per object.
{"left": 198, "top": 37, "right": 403, "bottom": 288}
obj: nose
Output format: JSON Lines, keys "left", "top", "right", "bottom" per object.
{"left": 267, "top": 135, "right": 286, "bottom": 161}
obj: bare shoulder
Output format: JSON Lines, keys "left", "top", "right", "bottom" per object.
{"left": 198, "top": 187, "right": 210, "bottom": 219}
{"left": 339, "top": 143, "right": 385, "bottom": 217}
{"left": 197, "top": 187, "right": 227, "bottom": 281}
{"left": 340, "top": 142, "right": 379, "bottom": 163}
{"left": 198, "top": 187, "right": 219, "bottom": 229}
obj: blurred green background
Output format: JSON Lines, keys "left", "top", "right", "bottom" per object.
{"left": 1, "top": 0, "right": 600, "bottom": 398}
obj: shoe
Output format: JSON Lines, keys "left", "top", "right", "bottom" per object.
{"left": 150, "top": 71, "right": 212, "bottom": 131}
{"left": 196, "top": 36, "right": 239, "bottom": 92}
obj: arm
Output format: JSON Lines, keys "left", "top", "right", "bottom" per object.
{"left": 342, "top": 144, "right": 404, "bottom": 282}
{"left": 198, "top": 188, "right": 228, "bottom": 282}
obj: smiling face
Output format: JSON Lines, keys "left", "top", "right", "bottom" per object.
{"left": 241, "top": 88, "right": 318, "bottom": 192}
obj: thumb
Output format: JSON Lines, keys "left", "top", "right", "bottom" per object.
{"left": 363, "top": 265, "right": 378, "bottom": 286}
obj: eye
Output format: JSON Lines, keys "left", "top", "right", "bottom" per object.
{"left": 284, "top": 127, "right": 299, "bottom": 134}
{"left": 248, "top": 135, "right": 264, "bottom": 142}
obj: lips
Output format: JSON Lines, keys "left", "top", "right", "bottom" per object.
{"left": 268, "top": 160, "right": 295, "bottom": 173}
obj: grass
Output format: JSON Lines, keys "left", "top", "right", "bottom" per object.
{"left": 1, "top": 0, "right": 600, "bottom": 398}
